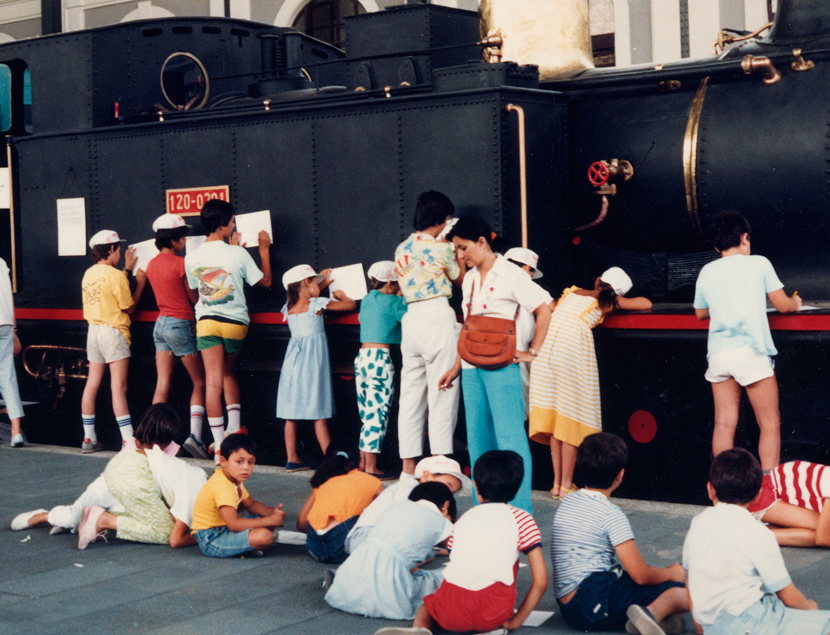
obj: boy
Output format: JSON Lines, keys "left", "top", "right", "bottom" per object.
{"left": 191, "top": 434, "right": 286, "bottom": 557}
{"left": 345, "top": 454, "right": 469, "bottom": 554}
{"left": 185, "top": 200, "right": 271, "bottom": 458}
{"left": 694, "top": 211, "right": 800, "bottom": 471}
{"left": 551, "top": 433, "right": 688, "bottom": 635}
{"left": 0, "top": 256, "right": 24, "bottom": 447}
{"left": 80, "top": 229, "right": 146, "bottom": 452}
{"left": 684, "top": 448, "right": 830, "bottom": 634}
{"left": 398, "top": 450, "right": 547, "bottom": 634}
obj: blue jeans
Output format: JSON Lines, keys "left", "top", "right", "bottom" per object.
{"left": 153, "top": 316, "right": 197, "bottom": 356}
{"left": 462, "top": 364, "right": 532, "bottom": 513}
{"left": 708, "top": 593, "right": 830, "bottom": 635}
{"left": 306, "top": 516, "right": 358, "bottom": 564}
{"left": 0, "top": 325, "right": 23, "bottom": 420}
{"left": 194, "top": 526, "right": 254, "bottom": 558}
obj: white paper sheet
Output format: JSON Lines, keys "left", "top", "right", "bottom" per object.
{"left": 473, "top": 610, "right": 553, "bottom": 635}
{"left": 0, "top": 169, "right": 10, "bottom": 209}
{"left": 437, "top": 217, "right": 458, "bottom": 241}
{"left": 185, "top": 235, "right": 205, "bottom": 254}
{"left": 57, "top": 198, "right": 87, "bottom": 256}
{"left": 129, "top": 239, "right": 159, "bottom": 275}
{"left": 234, "top": 210, "right": 273, "bottom": 248}
{"left": 767, "top": 305, "right": 820, "bottom": 312}
{"left": 328, "top": 263, "right": 367, "bottom": 301}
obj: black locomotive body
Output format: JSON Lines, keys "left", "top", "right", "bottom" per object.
{"left": 7, "top": 0, "right": 830, "bottom": 503}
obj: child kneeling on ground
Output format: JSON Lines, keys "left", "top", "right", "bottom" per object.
{"left": 191, "top": 434, "right": 286, "bottom": 557}
{"left": 684, "top": 448, "right": 830, "bottom": 635}
{"left": 551, "top": 433, "right": 689, "bottom": 635}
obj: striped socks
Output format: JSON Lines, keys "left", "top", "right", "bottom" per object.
{"left": 209, "top": 416, "right": 225, "bottom": 450}
{"left": 116, "top": 415, "right": 133, "bottom": 443}
{"left": 190, "top": 405, "right": 206, "bottom": 441}
{"left": 226, "top": 404, "right": 241, "bottom": 434}
{"left": 82, "top": 414, "right": 96, "bottom": 443}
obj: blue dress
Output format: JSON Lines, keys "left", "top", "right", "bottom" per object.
{"left": 276, "top": 297, "right": 335, "bottom": 419}
{"left": 325, "top": 499, "right": 452, "bottom": 620}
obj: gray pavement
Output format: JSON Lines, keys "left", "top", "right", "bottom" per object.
{"left": 2, "top": 444, "right": 830, "bottom": 635}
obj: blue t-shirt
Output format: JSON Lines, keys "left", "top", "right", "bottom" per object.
{"left": 358, "top": 290, "right": 407, "bottom": 344}
{"left": 693, "top": 255, "right": 783, "bottom": 359}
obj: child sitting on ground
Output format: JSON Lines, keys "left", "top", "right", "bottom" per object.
{"left": 297, "top": 445, "right": 382, "bottom": 564}
{"left": 191, "top": 434, "right": 286, "bottom": 557}
{"left": 396, "top": 450, "right": 547, "bottom": 635}
{"left": 551, "top": 433, "right": 688, "bottom": 635}
{"left": 345, "top": 455, "right": 468, "bottom": 555}
{"left": 684, "top": 448, "right": 830, "bottom": 634}
{"left": 325, "top": 481, "right": 456, "bottom": 620}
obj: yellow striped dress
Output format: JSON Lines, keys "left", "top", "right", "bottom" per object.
{"left": 528, "top": 286, "right": 604, "bottom": 447}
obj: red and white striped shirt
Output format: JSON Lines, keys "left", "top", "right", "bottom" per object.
{"left": 771, "top": 461, "right": 830, "bottom": 512}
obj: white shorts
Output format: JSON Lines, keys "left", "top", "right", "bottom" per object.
{"left": 87, "top": 323, "right": 131, "bottom": 364}
{"left": 705, "top": 346, "right": 774, "bottom": 386}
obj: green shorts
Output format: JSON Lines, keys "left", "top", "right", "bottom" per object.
{"left": 196, "top": 318, "right": 248, "bottom": 354}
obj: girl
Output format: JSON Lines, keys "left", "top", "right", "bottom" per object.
{"left": 74, "top": 403, "right": 209, "bottom": 549}
{"left": 438, "top": 216, "right": 552, "bottom": 514}
{"left": 325, "top": 481, "right": 456, "bottom": 620}
{"left": 144, "top": 214, "right": 207, "bottom": 459}
{"left": 528, "top": 267, "right": 652, "bottom": 499}
{"left": 355, "top": 261, "right": 407, "bottom": 478}
{"left": 296, "top": 445, "right": 383, "bottom": 564}
{"left": 277, "top": 264, "right": 356, "bottom": 472}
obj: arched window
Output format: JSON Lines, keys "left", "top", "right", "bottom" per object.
{"left": 293, "top": 0, "right": 366, "bottom": 48}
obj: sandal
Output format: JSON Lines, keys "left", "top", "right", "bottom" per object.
{"left": 550, "top": 486, "right": 561, "bottom": 501}
{"left": 560, "top": 485, "right": 578, "bottom": 497}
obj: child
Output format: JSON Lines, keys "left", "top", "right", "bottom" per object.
{"left": 276, "top": 264, "right": 356, "bottom": 472}
{"left": 684, "top": 448, "right": 830, "bottom": 634}
{"left": 80, "top": 229, "right": 147, "bottom": 452}
{"left": 0, "top": 256, "right": 24, "bottom": 447}
{"left": 529, "top": 267, "right": 651, "bottom": 498}
{"left": 74, "top": 404, "right": 208, "bottom": 549}
{"left": 694, "top": 212, "right": 800, "bottom": 471}
{"left": 144, "top": 214, "right": 207, "bottom": 459}
{"left": 345, "top": 454, "right": 469, "bottom": 554}
{"left": 748, "top": 460, "right": 830, "bottom": 547}
{"left": 185, "top": 200, "right": 272, "bottom": 460}
{"left": 296, "top": 445, "right": 383, "bottom": 564}
{"left": 552, "top": 433, "right": 688, "bottom": 634}
{"left": 191, "top": 433, "right": 286, "bottom": 558}
{"left": 325, "top": 481, "right": 456, "bottom": 620}
{"left": 355, "top": 260, "right": 407, "bottom": 478}
{"left": 408, "top": 450, "right": 548, "bottom": 634}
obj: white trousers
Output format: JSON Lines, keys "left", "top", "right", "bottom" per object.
{"left": 47, "top": 474, "right": 123, "bottom": 529}
{"left": 397, "top": 297, "right": 460, "bottom": 458}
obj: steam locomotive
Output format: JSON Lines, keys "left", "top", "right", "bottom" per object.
{"left": 6, "top": 0, "right": 830, "bottom": 503}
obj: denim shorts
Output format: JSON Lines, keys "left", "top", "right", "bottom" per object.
{"left": 194, "top": 526, "right": 254, "bottom": 558}
{"left": 558, "top": 567, "right": 684, "bottom": 632}
{"left": 153, "top": 316, "right": 197, "bottom": 356}
{"left": 306, "top": 516, "right": 358, "bottom": 564}
{"left": 707, "top": 593, "right": 830, "bottom": 635}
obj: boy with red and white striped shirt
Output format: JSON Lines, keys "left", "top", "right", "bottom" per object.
{"left": 389, "top": 450, "right": 548, "bottom": 635}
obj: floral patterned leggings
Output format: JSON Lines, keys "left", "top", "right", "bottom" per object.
{"left": 354, "top": 348, "right": 395, "bottom": 453}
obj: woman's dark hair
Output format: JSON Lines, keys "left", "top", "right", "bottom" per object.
{"left": 413, "top": 190, "right": 454, "bottom": 231}
{"left": 286, "top": 280, "right": 304, "bottom": 311}
{"left": 134, "top": 403, "right": 181, "bottom": 449}
{"left": 708, "top": 211, "right": 750, "bottom": 253}
{"left": 594, "top": 278, "right": 620, "bottom": 311}
{"left": 220, "top": 433, "right": 257, "bottom": 459}
{"left": 200, "top": 199, "right": 235, "bottom": 235}
{"left": 91, "top": 242, "right": 118, "bottom": 263}
{"left": 409, "top": 481, "right": 457, "bottom": 522}
{"left": 709, "top": 448, "right": 762, "bottom": 504}
{"left": 369, "top": 277, "right": 386, "bottom": 290}
{"left": 310, "top": 444, "right": 359, "bottom": 488}
{"left": 575, "top": 432, "right": 627, "bottom": 489}
{"left": 473, "top": 450, "right": 524, "bottom": 503}
{"left": 447, "top": 215, "right": 492, "bottom": 246}
{"left": 154, "top": 226, "right": 189, "bottom": 251}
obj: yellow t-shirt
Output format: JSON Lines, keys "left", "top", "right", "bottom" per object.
{"left": 81, "top": 263, "right": 133, "bottom": 343}
{"left": 307, "top": 469, "right": 380, "bottom": 531}
{"left": 190, "top": 468, "right": 250, "bottom": 532}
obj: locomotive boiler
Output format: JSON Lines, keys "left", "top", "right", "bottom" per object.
{"left": 5, "top": 0, "right": 830, "bottom": 503}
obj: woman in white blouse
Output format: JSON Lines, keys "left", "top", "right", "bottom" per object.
{"left": 439, "top": 216, "right": 551, "bottom": 513}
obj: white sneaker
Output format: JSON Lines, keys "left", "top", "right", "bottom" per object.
{"left": 626, "top": 605, "right": 668, "bottom": 635}
{"left": 11, "top": 509, "right": 47, "bottom": 531}
{"left": 626, "top": 613, "right": 685, "bottom": 635}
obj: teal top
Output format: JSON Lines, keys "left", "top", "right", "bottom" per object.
{"left": 359, "top": 290, "right": 407, "bottom": 344}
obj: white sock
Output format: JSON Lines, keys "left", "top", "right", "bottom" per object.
{"left": 116, "top": 415, "right": 133, "bottom": 442}
{"left": 226, "top": 404, "right": 241, "bottom": 434}
{"left": 82, "top": 414, "right": 96, "bottom": 443}
{"left": 190, "top": 405, "right": 206, "bottom": 441}
{"left": 208, "top": 416, "right": 225, "bottom": 450}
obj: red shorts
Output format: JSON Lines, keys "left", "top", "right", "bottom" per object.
{"left": 424, "top": 579, "right": 516, "bottom": 632}
{"left": 748, "top": 473, "right": 779, "bottom": 519}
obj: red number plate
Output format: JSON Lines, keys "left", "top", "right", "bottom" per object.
{"left": 166, "top": 186, "right": 230, "bottom": 217}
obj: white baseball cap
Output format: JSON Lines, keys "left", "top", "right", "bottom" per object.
{"left": 415, "top": 455, "right": 471, "bottom": 490}
{"left": 600, "top": 266, "right": 633, "bottom": 296}
{"left": 367, "top": 261, "right": 397, "bottom": 283}
{"left": 152, "top": 214, "right": 191, "bottom": 232}
{"left": 504, "top": 247, "right": 543, "bottom": 279}
{"left": 282, "top": 264, "right": 324, "bottom": 290}
{"left": 88, "top": 230, "right": 126, "bottom": 249}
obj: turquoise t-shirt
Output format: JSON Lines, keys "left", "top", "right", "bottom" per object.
{"left": 693, "top": 254, "right": 783, "bottom": 359}
{"left": 358, "top": 290, "right": 407, "bottom": 344}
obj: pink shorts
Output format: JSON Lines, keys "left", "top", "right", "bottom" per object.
{"left": 424, "top": 579, "right": 516, "bottom": 632}
{"left": 705, "top": 346, "right": 774, "bottom": 386}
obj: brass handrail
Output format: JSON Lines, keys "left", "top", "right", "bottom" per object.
{"left": 506, "top": 104, "right": 527, "bottom": 248}
{"left": 6, "top": 139, "right": 15, "bottom": 293}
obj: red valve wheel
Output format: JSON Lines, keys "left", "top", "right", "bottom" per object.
{"left": 587, "top": 161, "right": 610, "bottom": 186}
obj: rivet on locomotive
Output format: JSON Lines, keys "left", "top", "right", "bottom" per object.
{"left": 4, "top": 0, "right": 829, "bottom": 504}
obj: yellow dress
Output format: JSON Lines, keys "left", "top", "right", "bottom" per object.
{"left": 528, "top": 287, "right": 604, "bottom": 447}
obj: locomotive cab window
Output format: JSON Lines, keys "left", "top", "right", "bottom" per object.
{"left": 0, "top": 61, "right": 32, "bottom": 134}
